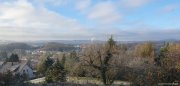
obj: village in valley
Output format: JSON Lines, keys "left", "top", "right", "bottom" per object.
{"left": 0, "top": 0, "right": 180, "bottom": 86}
{"left": 0, "top": 38, "right": 179, "bottom": 86}
{"left": 0, "top": 42, "right": 81, "bottom": 82}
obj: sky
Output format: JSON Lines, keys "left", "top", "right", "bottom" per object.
{"left": 0, "top": 0, "right": 180, "bottom": 41}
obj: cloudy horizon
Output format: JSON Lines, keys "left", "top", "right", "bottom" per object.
{"left": 0, "top": 0, "right": 180, "bottom": 41}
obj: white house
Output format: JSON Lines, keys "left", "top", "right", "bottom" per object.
{"left": 0, "top": 60, "right": 35, "bottom": 79}
{"left": 0, "top": 61, "right": 5, "bottom": 68}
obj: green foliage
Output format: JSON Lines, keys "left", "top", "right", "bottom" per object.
{"left": 107, "top": 35, "right": 116, "bottom": 49}
{"left": 61, "top": 54, "right": 66, "bottom": 67}
{"left": 69, "top": 51, "right": 79, "bottom": 62}
{"left": 45, "top": 57, "right": 54, "bottom": 70}
{"left": 37, "top": 57, "right": 54, "bottom": 75}
{"left": 154, "top": 43, "right": 169, "bottom": 66}
{"left": 45, "top": 58, "right": 67, "bottom": 83}
{"left": 95, "top": 36, "right": 118, "bottom": 85}
{"left": 0, "top": 71, "right": 32, "bottom": 86}
{"left": 6, "top": 53, "right": 19, "bottom": 62}
{"left": 0, "top": 71, "right": 14, "bottom": 86}
{"left": 0, "top": 51, "right": 8, "bottom": 61}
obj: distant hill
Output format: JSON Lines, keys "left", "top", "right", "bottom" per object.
{"left": 0, "top": 43, "right": 33, "bottom": 52}
{"left": 0, "top": 40, "right": 14, "bottom": 45}
{"left": 26, "top": 40, "right": 105, "bottom": 46}
{"left": 0, "top": 39, "right": 179, "bottom": 52}
{"left": 40, "top": 42, "right": 76, "bottom": 51}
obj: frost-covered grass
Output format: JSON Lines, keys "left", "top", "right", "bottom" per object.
{"left": 29, "top": 77, "right": 130, "bottom": 85}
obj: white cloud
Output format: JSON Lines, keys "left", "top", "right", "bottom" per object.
{"left": 120, "top": 0, "right": 151, "bottom": 8}
{"left": 0, "top": 0, "right": 179, "bottom": 41}
{"left": 87, "top": 1, "right": 121, "bottom": 24}
{"left": 34, "top": 0, "right": 69, "bottom": 7}
{"left": 0, "top": 0, "right": 92, "bottom": 40}
{"left": 75, "top": 0, "right": 91, "bottom": 12}
{"left": 160, "top": 4, "right": 179, "bottom": 13}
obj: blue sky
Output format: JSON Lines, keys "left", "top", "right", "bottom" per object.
{"left": 0, "top": 0, "right": 180, "bottom": 41}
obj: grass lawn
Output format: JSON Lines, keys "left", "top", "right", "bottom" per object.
{"left": 29, "top": 77, "right": 130, "bottom": 85}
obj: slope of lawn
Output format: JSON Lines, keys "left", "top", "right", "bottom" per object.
{"left": 29, "top": 77, "right": 130, "bottom": 85}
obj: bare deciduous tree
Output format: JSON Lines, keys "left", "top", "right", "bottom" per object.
{"left": 80, "top": 36, "right": 121, "bottom": 85}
